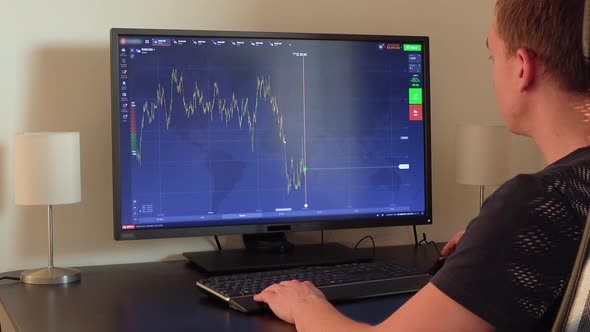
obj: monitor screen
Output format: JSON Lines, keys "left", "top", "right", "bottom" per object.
{"left": 111, "top": 29, "right": 432, "bottom": 240}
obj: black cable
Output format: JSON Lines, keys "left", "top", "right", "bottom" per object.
{"left": 321, "top": 230, "right": 324, "bottom": 245}
{"left": 354, "top": 235, "right": 376, "bottom": 258}
{"left": 0, "top": 276, "right": 19, "bottom": 281}
{"left": 214, "top": 235, "right": 222, "bottom": 251}
{"left": 418, "top": 232, "right": 441, "bottom": 256}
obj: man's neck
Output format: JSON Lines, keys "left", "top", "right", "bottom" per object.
{"left": 529, "top": 90, "right": 590, "bottom": 164}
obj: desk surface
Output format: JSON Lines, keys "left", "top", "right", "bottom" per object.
{"left": 0, "top": 244, "right": 440, "bottom": 332}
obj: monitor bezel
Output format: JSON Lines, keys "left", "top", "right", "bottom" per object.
{"left": 110, "top": 28, "right": 432, "bottom": 241}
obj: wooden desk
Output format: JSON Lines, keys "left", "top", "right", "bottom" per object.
{"left": 0, "top": 244, "right": 440, "bottom": 332}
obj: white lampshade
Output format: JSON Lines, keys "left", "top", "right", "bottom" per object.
{"left": 455, "top": 124, "right": 509, "bottom": 186}
{"left": 14, "top": 132, "right": 81, "bottom": 205}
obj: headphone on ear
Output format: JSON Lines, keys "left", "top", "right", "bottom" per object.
{"left": 583, "top": 0, "right": 590, "bottom": 64}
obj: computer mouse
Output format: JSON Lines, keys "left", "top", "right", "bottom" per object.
{"left": 428, "top": 255, "right": 448, "bottom": 275}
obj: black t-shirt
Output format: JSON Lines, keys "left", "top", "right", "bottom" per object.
{"left": 431, "top": 146, "right": 590, "bottom": 331}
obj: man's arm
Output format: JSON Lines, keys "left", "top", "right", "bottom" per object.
{"left": 376, "top": 283, "right": 494, "bottom": 332}
{"left": 255, "top": 281, "right": 494, "bottom": 332}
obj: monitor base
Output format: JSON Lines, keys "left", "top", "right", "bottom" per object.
{"left": 184, "top": 242, "right": 371, "bottom": 274}
{"left": 242, "top": 232, "right": 294, "bottom": 252}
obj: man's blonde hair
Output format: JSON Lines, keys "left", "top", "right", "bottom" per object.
{"left": 496, "top": 0, "right": 590, "bottom": 92}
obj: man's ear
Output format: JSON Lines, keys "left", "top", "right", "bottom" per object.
{"left": 516, "top": 48, "right": 537, "bottom": 92}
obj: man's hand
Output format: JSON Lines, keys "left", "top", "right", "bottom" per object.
{"left": 253, "top": 273, "right": 494, "bottom": 332}
{"left": 441, "top": 230, "right": 465, "bottom": 255}
{"left": 253, "top": 280, "right": 328, "bottom": 324}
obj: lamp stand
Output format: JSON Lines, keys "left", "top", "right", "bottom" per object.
{"left": 20, "top": 205, "right": 81, "bottom": 284}
{"left": 479, "top": 185, "right": 485, "bottom": 207}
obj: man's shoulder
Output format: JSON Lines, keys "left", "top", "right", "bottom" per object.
{"left": 493, "top": 151, "right": 590, "bottom": 205}
{"left": 484, "top": 174, "right": 551, "bottom": 212}
{"left": 497, "top": 150, "right": 590, "bottom": 220}
{"left": 432, "top": 147, "right": 590, "bottom": 331}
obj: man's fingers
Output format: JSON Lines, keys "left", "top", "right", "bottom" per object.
{"left": 441, "top": 243, "right": 455, "bottom": 255}
{"left": 279, "top": 279, "right": 300, "bottom": 286}
{"left": 261, "top": 283, "right": 284, "bottom": 294}
{"left": 254, "top": 283, "right": 285, "bottom": 302}
{"left": 254, "top": 290, "right": 276, "bottom": 303}
{"left": 441, "top": 230, "right": 465, "bottom": 255}
{"left": 302, "top": 280, "right": 315, "bottom": 287}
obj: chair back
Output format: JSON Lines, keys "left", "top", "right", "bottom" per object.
{"left": 552, "top": 211, "right": 590, "bottom": 332}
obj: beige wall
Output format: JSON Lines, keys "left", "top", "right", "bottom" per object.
{"left": 0, "top": 0, "right": 544, "bottom": 272}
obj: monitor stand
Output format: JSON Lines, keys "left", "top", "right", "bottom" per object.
{"left": 183, "top": 233, "right": 372, "bottom": 274}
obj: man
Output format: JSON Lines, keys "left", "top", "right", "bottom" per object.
{"left": 254, "top": 0, "right": 590, "bottom": 331}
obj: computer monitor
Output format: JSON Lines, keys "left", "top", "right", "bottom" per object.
{"left": 110, "top": 28, "right": 431, "bottom": 272}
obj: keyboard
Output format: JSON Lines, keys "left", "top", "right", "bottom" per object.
{"left": 196, "top": 260, "right": 431, "bottom": 312}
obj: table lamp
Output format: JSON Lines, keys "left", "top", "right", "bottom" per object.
{"left": 14, "top": 132, "right": 82, "bottom": 284}
{"left": 455, "top": 124, "right": 509, "bottom": 207}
